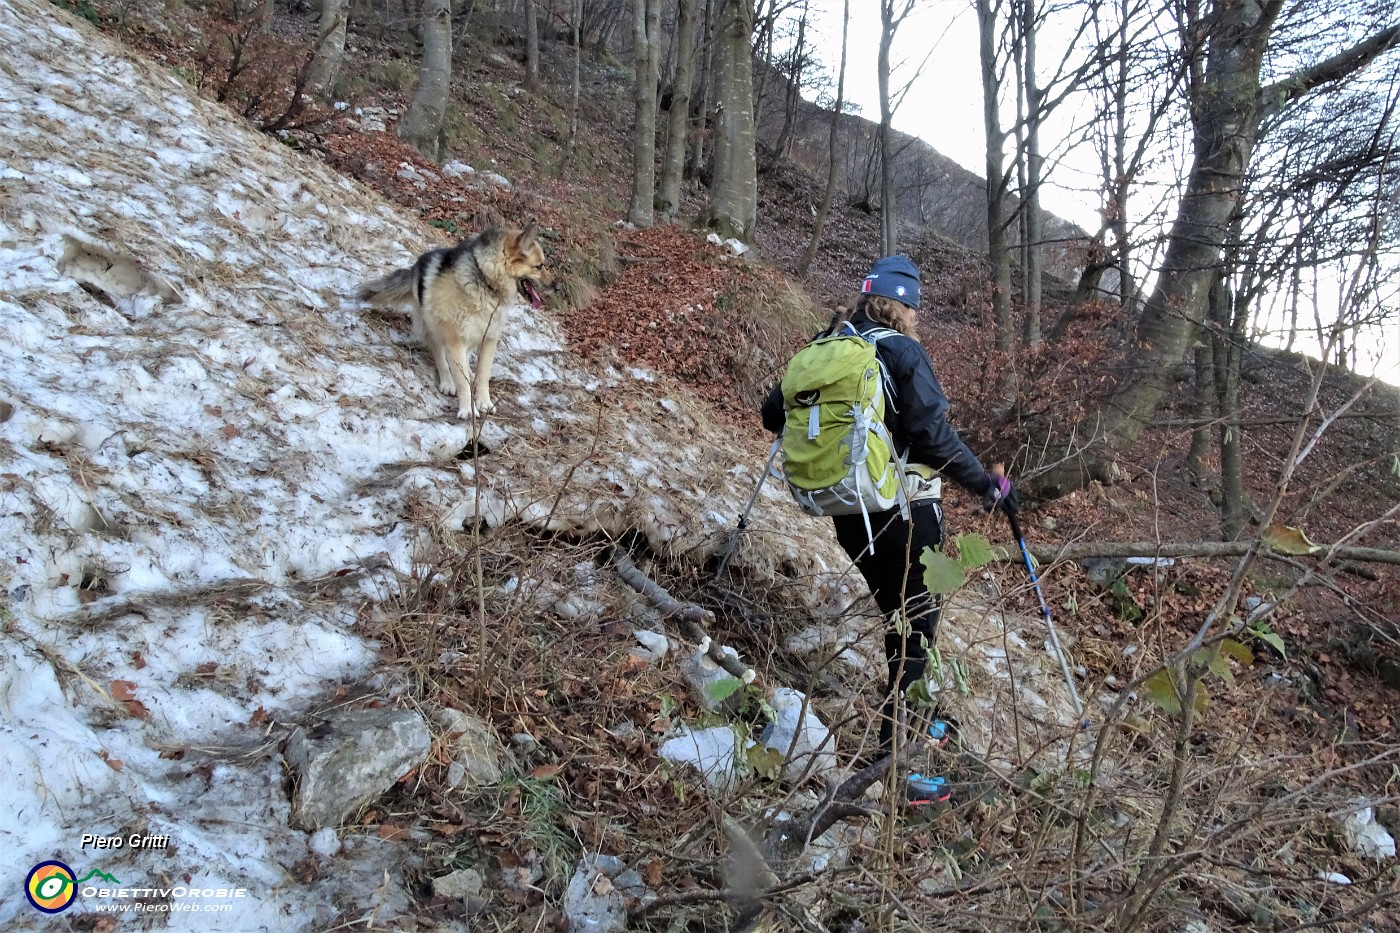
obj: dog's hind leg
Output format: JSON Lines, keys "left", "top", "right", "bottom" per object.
{"left": 431, "top": 342, "right": 455, "bottom": 395}
{"left": 472, "top": 335, "right": 500, "bottom": 415}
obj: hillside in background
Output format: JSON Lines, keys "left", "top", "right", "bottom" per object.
{"left": 2, "top": 1, "right": 1398, "bottom": 930}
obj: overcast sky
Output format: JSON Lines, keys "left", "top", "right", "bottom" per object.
{"left": 793, "top": 1, "right": 1399, "bottom": 384}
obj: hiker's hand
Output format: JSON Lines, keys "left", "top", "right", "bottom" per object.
{"left": 981, "top": 472, "right": 1019, "bottom": 516}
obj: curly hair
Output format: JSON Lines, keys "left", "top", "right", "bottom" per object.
{"left": 854, "top": 293, "right": 918, "bottom": 337}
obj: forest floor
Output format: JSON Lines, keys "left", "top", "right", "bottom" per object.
{"left": 30, "top": 0, "right": 1400, "bottom": 928}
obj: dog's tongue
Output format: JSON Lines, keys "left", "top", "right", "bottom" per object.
{"left": 525, "top": 280, "right": 543, "bottom": 309}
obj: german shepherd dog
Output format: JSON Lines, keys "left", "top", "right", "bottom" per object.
{"left": 357, "top": 221, "right": 552, "bottom": 420}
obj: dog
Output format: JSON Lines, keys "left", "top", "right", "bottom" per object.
{"left": 356, "top": 220, "right": 552, "bottom": 420}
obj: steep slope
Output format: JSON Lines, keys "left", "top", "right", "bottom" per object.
{"left": 4, "top": 3, "right": 1395, "bottom": 931}
{"left": 0, "top": 1, "right": 843, "bottom": 926}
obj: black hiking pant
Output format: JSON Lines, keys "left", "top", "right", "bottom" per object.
{"left": 833, "top": 501, "right": 944, "bottom": 752}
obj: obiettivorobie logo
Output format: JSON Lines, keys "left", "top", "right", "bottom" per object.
{"left": 25, "top": 861, "right": 122, "bottom": 914}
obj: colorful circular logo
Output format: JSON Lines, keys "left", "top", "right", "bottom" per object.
{"left": 25, "top": 861, "right": 77, "bottom": 914}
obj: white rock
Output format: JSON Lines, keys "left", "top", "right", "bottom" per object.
{"left": 442, "top": 160, "right": 475, "bottom": 177}
{"left": 308, "top": 827, "right": 341, "bottom": 858}
{"left": 1341, "top": 802, "right": 1397, "bottom": 859}
{"left": 285, "top": 708, "right": 432, "bottom": 831}
{"left": 632, "top": 629, "right": 670, "bottom": 662}
{"left": 658, "top": 725, "right": 748, "bottom": 789}
{"left": 1317, "top": 870, "right": 1352, "bottom": 884}
{"left": 705, "top": 232, "right": 723, "bottom": 245}
{"left": 482, "top": 172, "right": 512, "bottom": 190}
{"left": 761, "top": 687, "right": 837, "bottom": 785}
{"left": 433, "top": 867, "right": 483, "bottom": 901}
{"left": 722, "top": 237, "right": 749, "bottom": 256}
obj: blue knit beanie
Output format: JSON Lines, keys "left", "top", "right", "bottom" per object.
{"left": 861, "top": 255, "right": 920, "bottom": 309}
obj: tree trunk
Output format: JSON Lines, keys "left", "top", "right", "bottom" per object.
{"left": 524, "top": 0, "right": 540, "bottom": 91}
{"left": 658, "top": 0, "right": 699, "bottom": 218}
{"left": 877, "top": 0, "right": 899, "bottom": 254}
{"left": 690, "top": 0, "right": 719, "bottom": 180}
{"left": 977, "top": 0, "right": 1015, "bottom": 397}
{"left": 398, "top": 0, "right": 454, "bottom": 159}
{"left": 1213, "top": 275, "right": 1247, "bottom": 539}
{"left": 703, "top": 0, "right": 757, "bottom": 242}
{"left": 304, "top": 0, "right": 350, "bottom": 99}
{"left": 1020, "top": 0, "right": 1043, "bottom": 346}
{"left": 761, "top": 0, "right": 806, "bottom": 175}
{"left": 1033, "top": 1, "right": 1277, "bottom": 497}
{"left": 797, "top": 0, "right": 848, "bottom": 276}
{"left": 627, "top": 0, "right": 662, "bottom": 226}
{"left": 566, "top": 0, "right": 581, "bottom": 166}
{"left": 1185, "top": 342, "right": 1214, "bottom": 479}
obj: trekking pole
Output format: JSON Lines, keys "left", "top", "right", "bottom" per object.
{"left": 714, "top": 438, "right": 781, "bottom": 581}
{"left": 993, "top": 467, "right": 1086, "bottom": 722}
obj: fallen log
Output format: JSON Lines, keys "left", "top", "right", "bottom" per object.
{"left": 612, "top": 551, "right": 752, "bottom": 681}
{"left": 1021, "top": 540, "right": 1400, "bottom": 567}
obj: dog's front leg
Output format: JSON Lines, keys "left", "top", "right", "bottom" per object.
{"left": 443, "top": 338, "right": 474, "bottom": 420}
{"left": 473, "top": 335, "right": 500, "bottom": 416}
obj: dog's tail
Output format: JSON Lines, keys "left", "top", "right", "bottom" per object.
{"left": 355, "top": 266, "right": 417, "bottom": 307}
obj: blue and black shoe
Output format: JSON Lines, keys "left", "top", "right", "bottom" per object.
{"left": 905, "top": 772, "right": 951, "bottom": 806}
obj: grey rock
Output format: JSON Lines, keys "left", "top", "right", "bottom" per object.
{"left": 564, "top": 853, "right": 629, "bottom": 933}
{"left": 481, "top": 172, "right": 512, "bottom": 190}
{"left": 286, "top": 708, "right": 431, "bottom": 830}
{"left": 684, "top": 647, "right": 741, "bottom": 712}
{"left": 435, "top": 708, "right": 505, "bottom": 792}
{"left": 433, "top": 867, "right": 484, "bottom": 901}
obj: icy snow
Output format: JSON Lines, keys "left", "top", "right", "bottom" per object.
{"left": 0, "top": 1, "right": 849, "bottom": 928}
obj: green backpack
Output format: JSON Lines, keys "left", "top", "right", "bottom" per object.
{"left": 776, "top": 323, "right": 907, "bottom": 544}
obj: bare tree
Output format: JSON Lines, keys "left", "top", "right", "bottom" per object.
{"left": 797, "top": 0, "right": 848, "bottom": 276}
{"left": 658, "top": 0, "right": 701, "bottom": 217}
{"left": 627, "top": 0, "right": 662, "bottom": 225}
{"left": 703, "top": 0, "right": 758, "bottom": 241}
{"left": 304, "top": 0, "right": 350, "bottom": 99}
{"left": 877, "top": 0, "right": 914, "bottom": 254}
{"left": 398, "top": 0, "right": 454, "bottom": 159}
{"left": 978, "top": 0, "right": 1016, "bottom": 403}
{"left": 525, "top": 0, "right": 541, "bottom": 90}
{"left": 1036, "top": 1, "right": 1400, "bottom": 497}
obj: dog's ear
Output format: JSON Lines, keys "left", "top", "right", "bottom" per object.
{"left": 517, "top": 217, "right": 539, "bottom": 248}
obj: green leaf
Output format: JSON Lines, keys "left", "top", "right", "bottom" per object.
{"left": 952, "top": 533, "right": 998, "bottom": 570}
{"left": 1252, "top": 625, "right": 1287, "bottom": 659}
{"left": 1221, "top": 638, "right": 1254, "bottom": 667}
{"left": 745, "top": 744, "right": 784, "bottom": 781}
{"left": 707, "top": 677, "right": 741, "bottom": 703}
{"left": 1144, "top": 670, "right": 1181, "bottom": 714}
{"left": 905, "top": 676, "right": 937, "bottom": 708}
{"left": 921, "top": 547, "right": 965, "bottom": 597}
{"left": 1193, "top": 682, "right": 1210, "bottom": 714}
{"left": 1262, "top": 523, "right": 1320, "bottom": 556}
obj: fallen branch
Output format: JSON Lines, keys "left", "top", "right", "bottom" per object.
{"left": 1021, "top": 540, "right": 1400, "bottom": 567}
{"left": 612, "top": 551, "right": 750, "bottom": 681}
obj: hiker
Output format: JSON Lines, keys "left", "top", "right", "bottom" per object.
{"left": 761, "top": 255, "right": 1018, "bottom": 756}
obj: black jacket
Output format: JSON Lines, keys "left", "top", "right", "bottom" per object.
{"left": 761, "top": 312, "right": 992, "bottom": 498}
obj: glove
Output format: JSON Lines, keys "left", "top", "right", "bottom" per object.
{"left": 981, "top": 472, "right": 1020, "bottom": 516}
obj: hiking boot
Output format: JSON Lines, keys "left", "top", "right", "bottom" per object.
{"left": 905, "top": 772, "right": 951, "bottom": 807}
